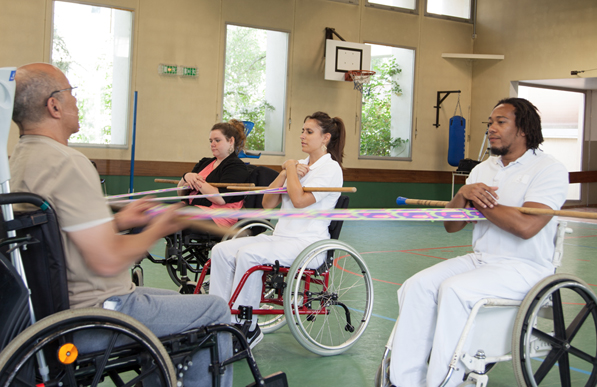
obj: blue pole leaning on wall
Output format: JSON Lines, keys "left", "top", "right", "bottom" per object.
{"left": 129, "top": 91, "right": 138, "bottom": 197}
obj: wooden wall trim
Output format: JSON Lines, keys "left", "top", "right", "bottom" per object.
{"left": 92, "top": 159, "right": 595, "bottom": 185}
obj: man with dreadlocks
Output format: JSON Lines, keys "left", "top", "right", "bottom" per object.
{"left": 389, "top": 98, "right": 569, "bottom": 387}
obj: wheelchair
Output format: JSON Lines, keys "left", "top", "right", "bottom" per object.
{"left": 137, "top": 165, "right": 279, "bottom": 293}
{"left": 375, "top": 221, "right": 597, "bottom": 387}
{"left": 195, "top": 195, "right": 375, "bottom": 357}
{"left": 0, "top": 192, "right": 287, "bottom": 387}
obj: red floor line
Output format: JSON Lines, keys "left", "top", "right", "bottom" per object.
{"left": 360, "top": 245, "right": 473, "bottom": 255}
{"left": 403, "top": 252, "right": 448, "bottom": 260}
{"left": 564, "top": 234, "right": 597, "bottom": 239}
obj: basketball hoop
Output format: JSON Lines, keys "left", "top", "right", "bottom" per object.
{"left": 345, "top": 70, "right": 376, "bottom": 93}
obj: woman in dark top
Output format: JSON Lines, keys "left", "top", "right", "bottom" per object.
{"left": 178, "top": 119, "right": 249, "bottom": 227}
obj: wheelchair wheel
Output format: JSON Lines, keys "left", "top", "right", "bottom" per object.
{"left": 132, "top": 265, "right": 144, "bottom": 287}
{"left": 0, "top": 308, "right": 177, "bottom": 387}
{"left": 165, "top": 236, "right": 211, "bottom": 286}
{"left": 178, "top": 281, "right": 198, "bottom": 295}
{"left": 283, "top": 240, "right": 374, "bottom": 356}
{"left": 374, "top": 351, "right": 392, "bottom": 387}
{"left": 512, "top": 274, "right": 597, "bottom": 387}
{"left": 222, "top": 219, "right": 274, "bottom": 241}
{"left": 259, "top": 288, "right": 287, "bottom": 334}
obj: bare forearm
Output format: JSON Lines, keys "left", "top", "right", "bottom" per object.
{"left": 443, "top": 191, "right": 469, "bottom": 233}
{"left": 177, "top": 177, "right": 188, "bottom": 196}
{"left": 101, "top": 228, "right": 163, "bottom": 275}
{"left": 71, "top": 225, "right": 164, "bottom": 276}
{"left": 70, "top": 205, "right": 185, "bottom": 277}
{"left": 284, "top": 164, "right": 315, "bottom": 208}
{"left": 477, "top": 203, "right": 552, "bottom": 239}
{"left": 262, "top": 171, "right": 286, "bottom": 209}
{"left": 200, "top": 183, "right": 225, "bottom": 205}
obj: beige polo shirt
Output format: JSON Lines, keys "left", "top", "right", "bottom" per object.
{"left": 10, "top": 135, "right": 134, "bottom": 308}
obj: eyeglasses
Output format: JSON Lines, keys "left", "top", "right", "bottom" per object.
{"left": 46, "top": 86, "right": 78, "bottom": 105}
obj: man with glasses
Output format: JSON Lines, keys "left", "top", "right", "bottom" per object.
{"left": 9, "top": 63, "right": 233, "bottom": 387}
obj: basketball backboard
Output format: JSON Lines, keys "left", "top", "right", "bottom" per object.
{"left": 324, "top": 39, "right": 372, "bottom": 81}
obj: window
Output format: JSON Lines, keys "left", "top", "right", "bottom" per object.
{"left": 518, "top": 85, "right": 585, "bottom": 201}
{"left": 426, "top": 0, "right": 472, "bottom": 21}
{"left": 52, "top": 1, "right": 133, "bottom": 146}
{"left": 222, "top": 25, "right": 289, "bottom": 153}
{"left": 359, "top": 44, "right": 415, "bottom": 159}
{"left": 366, "top": 0, "right": 417, "bottom": 13}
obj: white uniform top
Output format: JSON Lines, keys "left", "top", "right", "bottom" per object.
{"left": 273, "top": 153, "right": 343, "bottom": 240}
{"left": 467, "top": 149, "right": 568, "bottom": 270}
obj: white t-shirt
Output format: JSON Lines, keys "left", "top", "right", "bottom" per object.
{"left": 467, "top": 149, "right": 568, "bottom": 269}
{"left": 273, "top": 153, "right": 343, "bottom": 240}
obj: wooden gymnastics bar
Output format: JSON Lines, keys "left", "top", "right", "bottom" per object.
{"left": 226, "top": 186, "right": 358, "bottom": 193}
{"left": 154, "top": 179, "right": 255, "bottom": 188}
{"left": 400, "top": 197, "right": 597, "bottom": 220}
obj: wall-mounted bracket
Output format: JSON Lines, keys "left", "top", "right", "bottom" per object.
{"left": 434, "top": 90, "right": 461, "bottom": 128}
{"left": 325, "top": 27, "right": 346, "bottom": 42}
{"left": 324, "top": 28, "right": 346, "bottom": 59}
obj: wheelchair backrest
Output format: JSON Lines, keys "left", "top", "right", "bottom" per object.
{"left": 0, "top": 252, "right": 30, "bottom": 352}
{"left": 0, "top": 192, "right": 70, "bottom": 321}
{"left": 329, "top": 195, "right": 349, "bottom": 240}
{"left": 244, "top": 165, "right": 279, "bottom": 209}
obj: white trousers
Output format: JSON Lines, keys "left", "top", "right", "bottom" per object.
{"left": 209, "top": 234, "right": 320, "bottom": 327}
{"left": 389, "top": 253, "right": 552, "bottom": 387}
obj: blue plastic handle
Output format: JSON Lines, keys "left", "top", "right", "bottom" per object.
{"left": 396, "top": 196, "right": 408, "bottom": 205}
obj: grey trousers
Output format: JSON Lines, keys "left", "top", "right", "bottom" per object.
{"left": 107, "top": 287, "right": 233, "bottom": 387}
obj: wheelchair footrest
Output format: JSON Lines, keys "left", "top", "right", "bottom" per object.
{"left": 246, "top": 371, "right": 288, "bottom": 387}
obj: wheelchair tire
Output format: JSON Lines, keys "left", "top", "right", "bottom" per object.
{"left": 178, "top": 281, "right": 198, "bottom": 294}
{"left": 165, "top": 232, "right": 212, "bottom": 287}
{"left": 0, "top": 308, "right": 177, "bottom": 387}
{"left": 374, "top": 363, "right": 384, "bottom": 387}
{"left": 512, "top": 274, "right": 597, "bottom": 387}
{"left": 132, "top": 266, "right": 144, "bottom": 287}
{"left": 222, "top": 219, "right": 274, "bottom": 241}
{"left": 283, "top": 240, "right": 374, "bottom": 356}
{"left": 259, "top": 288, "right": 287, "bottom": 334}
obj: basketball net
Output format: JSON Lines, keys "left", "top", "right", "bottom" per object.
{"left": 345, "top": 70, "right": 376, "bottom": 93}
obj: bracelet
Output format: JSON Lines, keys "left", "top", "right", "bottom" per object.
{"left": 182, "top": 173, "right": 188, "bottom": 183}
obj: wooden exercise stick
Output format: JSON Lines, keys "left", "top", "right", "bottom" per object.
{"left": 397, "top": 197, "right": 597, "bottom": 221}
{"left": 154, "top": 179, "right": 255, "bottom": 188}
{"left": 226, "top": 186, "right": 357, "bottom": 193}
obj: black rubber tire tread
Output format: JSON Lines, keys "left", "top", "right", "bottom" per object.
{"left": 0, "top": 308, "right": 177, "bottom": 387}
{"left": 512, "top": 273, "right": 597, "bottom": 387}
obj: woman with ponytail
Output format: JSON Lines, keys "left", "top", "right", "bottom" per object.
{"left": 210, "top": 111, "right": 346, "bottom": 347}
{"left": 178, "top": 119, "right": 249, "bottom": 227}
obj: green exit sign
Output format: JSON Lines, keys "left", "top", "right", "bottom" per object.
{"left": 181, "top": 66, "right": 198, "bottom": 77}
{"left": 158, "top": 64, "right": 178, "bottom": 75}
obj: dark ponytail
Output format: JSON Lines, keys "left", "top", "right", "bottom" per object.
{"left": 304, "top": 111, "right": 346, "bottom": 167}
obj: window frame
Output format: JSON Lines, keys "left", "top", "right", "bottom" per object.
{"left": 221, "top": 22, "right": 291, "bottom": 156}
{"left": 51, "top": 0, "right": 135, "bottom": 149}
{"left": 423, "top": 0, "right": 474, "bottom": 23}
{"left": 358, "top": 41, "right": 417, "bottom": 161}
{"left": 364, "top": 0, "right": 419, "bottom": 15}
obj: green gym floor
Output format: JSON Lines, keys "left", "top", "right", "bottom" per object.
{"left": 142, "top": 217, "right": 597, "bottom": 387}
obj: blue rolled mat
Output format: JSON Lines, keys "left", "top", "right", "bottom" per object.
{"left": 448, "top": 115, "right": 466, "bottom": 167}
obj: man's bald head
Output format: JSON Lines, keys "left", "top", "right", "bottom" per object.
{"left": 12, "top": 63, "right": 66, "bottom": 126}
